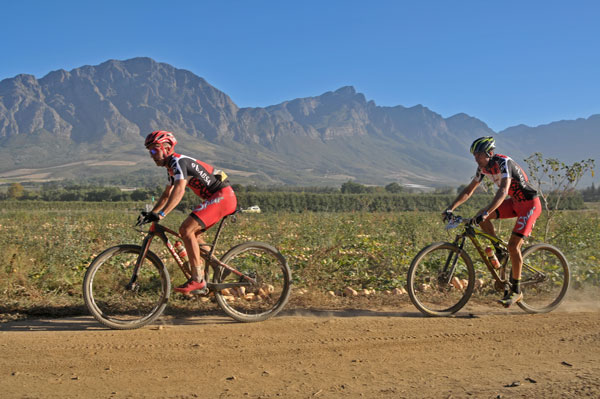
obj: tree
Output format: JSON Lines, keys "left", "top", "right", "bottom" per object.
{"left": 524, "top": 152, "right": 595, "bottom": 240}
{"left": 59, "top": 191, "right": 83, "bottom": 201}
{"left": 7, "top": 183, "right": 25, "bottom": 199}
{"left": 385, "top": 182, "right": 404, "bottom": 194}
{"left": 230, "top": 183, "right": 244, "bottom": 193}
{"left": 131, "top": 189, "right": 150, "bottom": 201}
{"left": 434, "top": 186, "right": 455, "bottom": 195}
{"left": 341, "top": 181, "right": 367, "bottom": 194}
{"left": 85, "top": 187, "right": 122, "bottom": 202}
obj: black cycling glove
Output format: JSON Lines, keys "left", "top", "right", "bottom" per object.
{"left": 474, "top": 213, "right": 487, "bottom": 225}
{"left": 442, "top": 210, "right": 453, "bottom": 222}
{"left": 138, "top": 211, "right": 160, "bottom": 224}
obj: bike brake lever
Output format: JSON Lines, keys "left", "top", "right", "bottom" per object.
{"left": 134, "top": 215, "right": 152, "bottom": 230}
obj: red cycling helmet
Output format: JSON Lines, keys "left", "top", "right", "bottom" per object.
{"left": 145, "top": 130, "right": 178, "bottom": 156}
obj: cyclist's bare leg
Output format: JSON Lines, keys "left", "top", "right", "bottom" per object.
{"left": 478, "top": 211, "right": 498, "bottom": 239}
{"left": 498, "top": 232, "right": 526, "bottom": 305}
{"left": 194, "top": 230, "right": 212, "bottom": 255}
{"left": 179, "top": 216, "right": 206, "bottom": 282}
{"left": 507, "top": 233, "right": 525, "bottom": 280}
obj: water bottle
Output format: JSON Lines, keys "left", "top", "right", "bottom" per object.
{"left": 485, "top": 246, "right": 500, "bottom": 269}
{"left": 174, "top": 241, "right": 188, "bottom": 262}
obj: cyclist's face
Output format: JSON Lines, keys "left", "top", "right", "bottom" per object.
{"left": 148, "top": 144, "right": 168, "bottom": 166}
{"left": 474, "top": 152, "right": 491, "bottom": 168}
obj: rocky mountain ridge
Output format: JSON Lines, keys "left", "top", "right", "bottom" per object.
{"left": 0, "top": 57, "right": 597, "bottom": 186}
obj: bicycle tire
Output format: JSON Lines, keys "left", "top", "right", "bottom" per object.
{"left": 213, "top": 241, "right": 291, "bottom": 322}
{"left": 83, "top": 244, "right": 171, "bottom": 330}
{"left": 517, "top": 243, "right": 570, "bottom": 314}
{"left": 407, "top": 242, "right": 476, "bottom": 317}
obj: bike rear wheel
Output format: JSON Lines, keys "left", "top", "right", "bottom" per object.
{"left": 517, "top": 243, "right": 570, "bottom": 314}
{"left": 83, "top": 245, "right": 170, "bottom": 330}
{"left": 213, "top": 241, "right": 291, "bottom": 322}
{"left": 407, "top": 242, "right": 475, "bottom": 316}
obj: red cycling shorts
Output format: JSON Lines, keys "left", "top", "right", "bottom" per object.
{"left": 495, "top": 196, "right": 542, "bottom": 237}
{"left": 190, "top": 186, "right": 237, "bottom": 231}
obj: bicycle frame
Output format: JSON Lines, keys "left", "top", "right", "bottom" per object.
{"left": 444, "top": 216, "right": 557, "bottom": 293}
{"left": 127, "top": 214, "right": 257, "bottom": 292}
{"left": 447, "top": 221, "right": 511, "bottom": 290}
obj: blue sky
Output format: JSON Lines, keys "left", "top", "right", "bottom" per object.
{"left": 2, "top": 0, "right": 599, "bottom": 131}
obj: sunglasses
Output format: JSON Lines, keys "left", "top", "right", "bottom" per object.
{"left": 149, "top": 148, "right": 159, "bottom": 155}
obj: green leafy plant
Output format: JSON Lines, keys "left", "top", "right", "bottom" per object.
{"left": 525, "top": 153, "right": 595, "bottom": 241}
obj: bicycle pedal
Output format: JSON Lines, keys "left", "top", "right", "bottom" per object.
{"left": 497, "top": 298, "right": 511, "bottom": 308}
{"left": 191, "top": 288, "right": 209, "bottom": 296}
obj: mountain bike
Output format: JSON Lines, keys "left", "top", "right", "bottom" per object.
{"left": 406, "top": 214, "right": 570, "bottom": 317}
{"left": 83, "top": 209, "right": 292, "bottom": 329}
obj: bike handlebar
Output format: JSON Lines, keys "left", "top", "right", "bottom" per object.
{"left": 445, "top": 214, "right": 476, "bottom": 230}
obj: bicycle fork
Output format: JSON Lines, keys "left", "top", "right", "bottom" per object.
{"left": 438, "top": 236, "right": 467, "bottom": 286}
{"left": 126, "top": 233, "right": 155, "bottom": 291}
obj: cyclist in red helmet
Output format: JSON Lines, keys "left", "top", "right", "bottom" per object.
{"left": 443, "top": 136, "right": 542, "bottom": 307}
{"left": 143, "top": 130, "right": 237, "bottom": 294}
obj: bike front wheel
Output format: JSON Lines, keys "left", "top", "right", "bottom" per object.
{"left": 83, "top": 245, "right": 171, "bottom": 330}
{"left": 517, "top": 243, "right": 570, "bottom": 314}
{"left": 407, "top": 242, "right": 475, "bottom": 317}
{"left": 214, "top": 241, "right": 291, "bottom": 322}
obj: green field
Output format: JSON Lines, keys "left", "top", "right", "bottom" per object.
{"left": 1, "top": 201, "right": 598, "bottom": 321}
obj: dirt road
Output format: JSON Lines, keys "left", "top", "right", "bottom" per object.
{"left": 1, "top": 302, "right": 599, "bottom": 398}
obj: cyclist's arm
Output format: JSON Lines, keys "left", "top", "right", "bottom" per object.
{"left": 156, "top": 179, "right": 187, "bottom": 217}
{"left": 483, "top": 177, "right": 510, "bottom": 216}
{"left": 152, "top": 184, "right": 174, "bottom": 213}
{"left": 447, "top": 178, "right": 480, "bottom": 212}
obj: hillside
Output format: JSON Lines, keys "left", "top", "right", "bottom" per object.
{"left": 0, "top": 57, "right": 597, "bottom": 187}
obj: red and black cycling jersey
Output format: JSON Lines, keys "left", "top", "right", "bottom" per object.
{"left": 166, "top": 153, "right": 228, "bottom": 199}
{"left": 475, "top": 154, "right": 538, "bottom": 201}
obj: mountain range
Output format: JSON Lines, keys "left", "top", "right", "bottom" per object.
{"left": 0, "top": 57, "right": 597, "bottom": 187}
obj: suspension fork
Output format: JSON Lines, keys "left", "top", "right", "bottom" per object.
{"left": 126, "top": 232, "right": 155, "bottom": 290}
{"left": 439, "top": 235, "right": 467, "bottom": 285}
